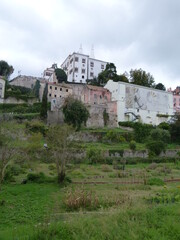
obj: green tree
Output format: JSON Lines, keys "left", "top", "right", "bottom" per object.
{"left": 170, "top": 114, "right": 180, "bottom": 143}
{"left": 97, "top": 62, "right": 117, "bottom": 85}
{"left": 33, "top": 80, "right": 41, "bottom": 99}
{"left": 0, "top": 129, "right": 14, "bottom": 191}
{"left": 0, "top": 60, "right": 14, "bottom": 79}
{"left": 63, "top": 97, "right": 89, "bottom": 130}
{"left": 155, "top": 83, "right": 166, "bottom": 91}
{"left": 40, "top": 83, "right": 48, "bottom": 119}
{"left": 149, "top": 128, "right": 170, "bottom": 143}
{"left": 46, "top": 125, "right": 73, "bottom": 183}
{"left": 129, "top": 68, "right": 155, "bottom": 87}
{"left": 55, "top": 68, "right": 67, "bottom": 83}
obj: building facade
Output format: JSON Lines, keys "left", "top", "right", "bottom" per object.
{"left": 61, "top": 52, "right": 107, "bottom": 83}
{"left": 105, "top": 80, "right": 174, "bottom": 125}
{"left": 0, "top": 77, "right": 5, "bottom": 103}
{"left": 168, "top": 87, "right": 180, "bottom": 113}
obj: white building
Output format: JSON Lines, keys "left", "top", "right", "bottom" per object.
{"left": 43, "top": 64, "right": 58, "bottom": 83}
{"left": 105, "top": 80, "right": 174, "bottom": 125}
{"left": 0, "top": 77, "right": 5, "bottom": 103}
{"left": 61, "top": 52, "right": 107, "bottom": 83}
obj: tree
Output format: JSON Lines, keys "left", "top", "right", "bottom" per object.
{"left": 114, "top": 74, "right": 129, "bottom": 83}
{"left": 129, "top": 68, "right": 155, "bottom": 87}
{"left": 155, "top": 83, "right": 166, "bottom": 91}
{"left": 33, "top": 80, "right": 41, "bottom": 99}
{"left": 46, "top": 125, "right": 73, "bottom": 183}
{"left": 40, "top": 83, "right": 48, "bottom": 119}
{"left": 55, "top": 68, "right": 67, "bottom": 83}
{"left": 63, "top": 97, "right": 89, "bottom": 130}
{"left": 0, "top": 129, "right": 14, "bottom": 191}
{"left": 0, "top": 60, "right": 14, "bottom": 79}
{"left": 170, "top": 114, "right": 180, "bottom": 143}
{"left": 98, "top": 62, "right": 117, "bottom": 85}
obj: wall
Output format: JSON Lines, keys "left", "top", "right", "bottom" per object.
{"left": 10, "top": 75, "right": 45, "bottom": 89}
{"left": 3, "top": 97, "right": 37, "bottom": 104}
{"left": 105, "top": 80, "right": 174, "bottom": 125}
{"left": 0, "top": 78, "right": 5, "bottom": 101}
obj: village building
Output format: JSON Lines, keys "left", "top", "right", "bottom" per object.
{"left": 0, "top": 77, "right": 5, "bottom": 103}
{"left": 61, "top": 51, "right": 108, "bottom": 84}
{"left": 47, "top": 82, "right": 117, "bottom": 127}
{"left": 168, "top": 86, "right": 180, "bottom": 113}
{"left": 105, "top": 80, "right": 174, "bottom": 125}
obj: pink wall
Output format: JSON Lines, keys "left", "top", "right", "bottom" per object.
{"left": 83, "top": 86, "right": 111, "bottom": 105}
{"left": 173, "top": 95, "right": 180, "bottom": 112}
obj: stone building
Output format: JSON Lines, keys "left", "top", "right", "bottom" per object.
{"left": 48, "top": 82, "right": 118, "bottom": 127}
{"left": 0, "top": 77, "right": 5, "bottom": 103}
{"left": 105, "top": 80, "right": 174, "bottom": 125}
{"left": 168, "top": 86, "right": 180, "bottom": 113}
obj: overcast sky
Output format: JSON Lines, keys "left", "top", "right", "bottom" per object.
{"left": 0, "top": 0, "right": 179, "bottom": 89}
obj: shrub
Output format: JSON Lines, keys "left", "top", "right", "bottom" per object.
{"left": 129, "top": 140, "right": 136, "bottom": 151}
{"left": 26, "top": 172, "right": 54, "bottom": 183}
{"left": 101, "top": 164, "right": 112, "bottom": 172}
{"left": 147, "top": 177, "right": 164, "bottom": 186}
{"left": 158, "top": 122, "right": 170, "bottom": 131}
{"left": 87, "top": 148, "right": 103, "bottom": 164}
{"left": 150, "top": 128, "right": 170, "bottom": 143}
{"left": 146, "top": 140, "right": 166, "bottom": 156}
{"left": 25, "top": 120, "right": 47, "bottom": 135}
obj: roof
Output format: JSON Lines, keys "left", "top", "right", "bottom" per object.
{"left": 86, "top": 84, "right": 109, "bottom": 92}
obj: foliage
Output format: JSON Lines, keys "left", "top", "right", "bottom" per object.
{"left": 133, "top": 122, "right": 154, "bottom": 143}
{"left": 155, "top": 83, "right": 166, "bottom": 91}
{"left": 25, "top": 120, "right": 47, "bottom": 135}
{"left": 129, "top": 140, "right": 136, "bottom": 151}
{"left": 103, "top": 109, "right": 109, "bottom": 126}
{"left": 0, "top": 60, "right": 14, "bottom": 78}
{"left": 63, "top": 97, "right": 89, "bottom": 130}
{"left": 170, "top": 114, "right": 180, "bottom": 143}
{"left": 158, "top": 122, "right": 170, "bottom": 131}
{"left": 40, "top": 83, "right": 48, "bottom": 119}
{"left": 33, "top": 80, "right": 40, "bottom": 99}
{"left": 55, "top": 68, "right": 67, "bottom": 83}
{"left": 0, "top": 102, "right": 42, "bottom": 114}
{"left": 87, "top": 148, "right": 103, "bottom": 164}
{"left": 129, "top": 68, "right": 155, "bottom": 87}
{"left": 149, "top": 128, "right": 171, "bottom": 143}
{"left": 146, "top": 140, "right": 166, "bottom": 156}
{"left": 146, "top": 177, "right": 165, "bottom": 186}
{"left": 26, "top": 172, "right": 54, "bottom": 183}
{"left": 148, "top": 192, "right": 180, "bottom": 204}
{"left": 46, "top": 125, "right": 74, "bottom": 183}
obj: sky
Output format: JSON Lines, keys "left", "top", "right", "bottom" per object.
{"left": 0, "top": 0, "right": 179, "bottom": 89}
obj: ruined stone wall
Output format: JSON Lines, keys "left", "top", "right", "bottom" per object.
{"left": 10, "top": 75, "right": 45, "bottom": 89}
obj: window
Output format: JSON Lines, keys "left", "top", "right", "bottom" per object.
{"left": 49, "top": 93, "right": 51, "bottom": 97}
{"left": 46, "top": 72, "right": 52, "bottom": 76}
{"left": 54, "top": 95, "right": 56, "bottom": 98}
{"left": 66, "top": 89, "right": 68, "bottom": 92}
{"left": 100, "top": 95, "right": 102, "bottom": 99}
{"left": 50, "top": 86, "right": 52, "bottom": 89}
{"left": 101, "top": 64, "right": 104, "bottom": 69}
{"left": 82, "top": 75, "right": 84, "bottom": 79}
{"left": 55, "top": 87, "right": 57, "bottom": 90}
{"left": 70, "top": 58, "right": 73, "bottom": 64}
{"left": 82, "top": 58, "right": 86, "bottom": 63}
{"left": 80, "top": 80, "right": 82, "bottom": 83}
{"left": 90, "top": 72, "right": 94, "bottom": 77}
{"left": 82, "top": 69, "right": 85, "bottom": 73}
{"left": 90, "top": 62, "right": 94, "bottom": 67}
{"left": 75, "top": 57, "right": 79, "bottom": 62}
{"left": 60, "top": 88, "right": 62, "bottom": 91}
{"left": 75, "top": 67, "right": 78, "bottom": 72}
{"left": 69, "top": 69, "right": 73, "bottom": 74}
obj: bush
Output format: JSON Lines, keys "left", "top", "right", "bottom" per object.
{"left": 158, "top": 122, "right": 170, "bottom": 131}
{"left": 129, "top": 140, "right": 136, "bottom": 151}
{"left": 25, "top": 120, "right": 47, "bottom": 135}
{"left": 150, "top": 128, "right": 170, "bottom": 143}
{"left": 147, "top": 177, "right": 164, "bottom": 186}
{"left": 146, "top": 140, "right": 166, "bottom": 156}
{"left": 26, "top": 172, "right": 54, "bottom": 183}
{"left": 87, "top": 148, "right": 103, "bottom": 164}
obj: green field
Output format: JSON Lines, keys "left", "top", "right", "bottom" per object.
{"left": 0, "top": 121, "right": 180, "bottom": 239}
